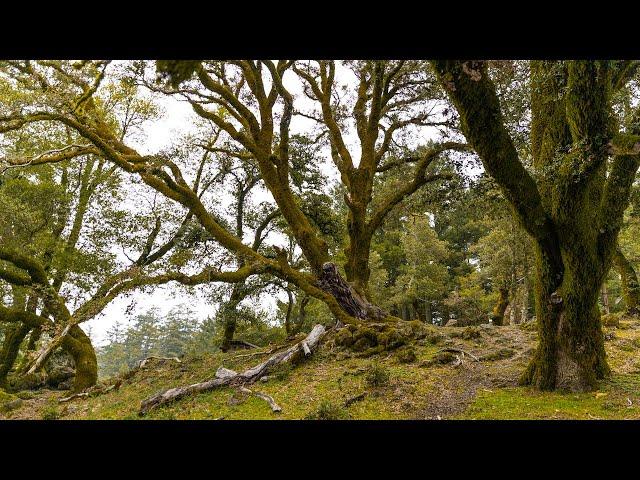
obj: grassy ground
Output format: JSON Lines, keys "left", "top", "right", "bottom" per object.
{"left": 2, "top": 317, "right": 640, "bottom": 420}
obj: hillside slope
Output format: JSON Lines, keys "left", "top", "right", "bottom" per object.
{"left": 3, "top": 317, "right": 640, "bottom": 420}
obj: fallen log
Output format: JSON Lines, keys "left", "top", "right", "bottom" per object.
{"left": 58, "top": 380, "right": 121, "bottom": 403}
{"left": 27, "top": 324, "right": 73, "bottom": 375}
{"left": 139, "top": 324, "right": 326, "bottom": 416}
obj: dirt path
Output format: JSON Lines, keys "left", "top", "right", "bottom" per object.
{"left": 418, "top": 323, "right": 537, "bottom": 419}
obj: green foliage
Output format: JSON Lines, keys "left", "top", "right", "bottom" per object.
{"left": 365, "top": 363, "right": 390, "bottom": 387}
{"left": 41, "top": 401, "right": 60, "bottom": 420}
{"left": 304, "top": 400, "right": 350, "bottom": 420}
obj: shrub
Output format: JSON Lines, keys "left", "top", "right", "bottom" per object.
{"left": 41, "top": 404, "right": 60, "bottom": 420}
{"left": 305, "top": 400, "right": 350, "bottom": 420}
{"left": 365, "top": 363, "right": 390, "bottom": 387}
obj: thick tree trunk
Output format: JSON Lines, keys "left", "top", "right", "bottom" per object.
{"left": 284, "top": 290, "right": 294, "bottom": 336}
{"left": 612, "top": 247, "right": 640, "bottom": 315}
{"left": 441, "top": 304, "right": 450, "bottom": 326}
{"left": 17, "top": 326, "right": 42, "bottom": 373}
{"left": 491, "top": 287, "right": 510, "bottom": 326}
{"left": 63, "top": 326, "right": 98, "bottom": 392}
{"left": 424, "top": 300, "right": 433, "bottom": 324}
{"left": 292, "top": 295, "right": 309, "bottom": 336}
{"left": 0, "top": 324, "right": 30, "bottom": 388}
{"left": 521, "top": 248, "right": 609, "bottom": 392}
{"left": 520, "top": 275, "right": 530, "bottom": 324}
{"left": 220, "top": 282, "right": 245, "bottom": 352}
{"left": 316, "top": 263, "right": 386, "bottom": 321}
{"left": 344, "top": 234, "right": 373, "bottom": 297}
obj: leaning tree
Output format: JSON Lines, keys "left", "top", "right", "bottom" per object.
{"left": 432, "top": 60, "right": 640, "bottom": 391}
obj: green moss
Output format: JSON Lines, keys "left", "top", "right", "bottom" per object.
{"left": 0, "top": 388, "right": 21, "bottom": 413}
{"left": 30, "top": 320, "right": 637, "bottom": 420}
{"left": 481, "top": 348, "right": 516, "bottom": 362}
{"left": 601, "top": 313, "right": 622, "bottom": 328}
{"left": 41, "top": 401, "right": 60, "bottom": 420}
{"left": 462, "top": 326, "right": 482, "bottom": 340}
{"left": 459, "top": 378, "right": 640, "bottom": 420}
{"left": 396, "top": 347, "right": 417, "bottom": 364}
{"left": 365, "top": 363, "right": 390, "bottom": 387}
{"left": 333, "top": 328, "right": 354, "bottom": 347}
{"left": 421, "top": 351, "right": 457, "bottom": 367}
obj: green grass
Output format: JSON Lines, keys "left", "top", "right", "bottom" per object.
{"left": 458, "top": 374, "right": 640, "bottom": 420}
{"left": 12, "top": 320, "right": 640, "bottom": 420}
{"left": 66, "top": 343, "right": 446, "bottom": 420}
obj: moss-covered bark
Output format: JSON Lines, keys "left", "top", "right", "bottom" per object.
{"left": 432, "top": 60, "right": 639, "bottom": 391}
{"left": 220, "top": 282, "right": 245, "bottom": 352}
{"left": 62, "top": 326, "right": 98, "bottom": 392}
{"left": 491, "top": 287, "right": 510, "bottom": 326}
{"left": 0, "top": 324, "right": 30, "bottom": 388}
{"left": 613, "top": 247, "right": 640, "bottom": 314}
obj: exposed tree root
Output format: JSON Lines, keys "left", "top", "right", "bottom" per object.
{"left": 139, "top": 324, "right": 326, "bottom": 416}
{"left": 239, "top": 386, "right": 282, "bottom": 412}
{"left": 58, "top": 380, "right": 121, "bottom": 403}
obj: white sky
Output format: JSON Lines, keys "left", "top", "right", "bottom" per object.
{"left": 85, "top": 95, "right": 208, "bottom": 345}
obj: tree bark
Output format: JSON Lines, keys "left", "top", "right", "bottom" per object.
{"left": 612, "top": 247, "right": 640, "bottom": 315}
{"left": 520, "top": 246, "right": 610, "bottom": 391}
{"left": 220, "top": 282, "right": 245, "bottom": 352}
{"left": 441, "top": 304, "right": 450, "bottom": 326}
{"left": 63, "top": 326, "right": 98, "bottom": 392}
{"left": 431, "top": 60, "right": 635, "bottom": 391}
{"left": 491, "top": 287, "right": 510, "bottom": 326}
{"left": 0, "top": 324, "right": 30, "bottom": 388}
{"left": 424, "top": 300, "right": 433, "bottom": 324}
{"left": 601, "top": 282, "right": 610, "bottom": 315}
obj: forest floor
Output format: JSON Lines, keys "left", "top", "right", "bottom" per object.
{"left": 3, "top": 316, "right": 640, "bottom": 420}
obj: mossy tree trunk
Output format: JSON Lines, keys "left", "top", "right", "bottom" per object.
{"left": 63, "top": 326, "right": 98, "bottom": 392}
{"left": 612, "top": 247, "right": 640, "bottom": 314}
{"left": 491, "top": 287, "right": 510, "bottom": 326}
{"left": 220, "top": 282, "right": 245, "bottom": 352}
{"left": 0, "top": 324, "right": 30, "bottom": 388}
{"left": 433, "top": 60, "right": 640, "bottom": 391}
{"left": 0, "top": 289, "right": 34, "bottom": 388}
